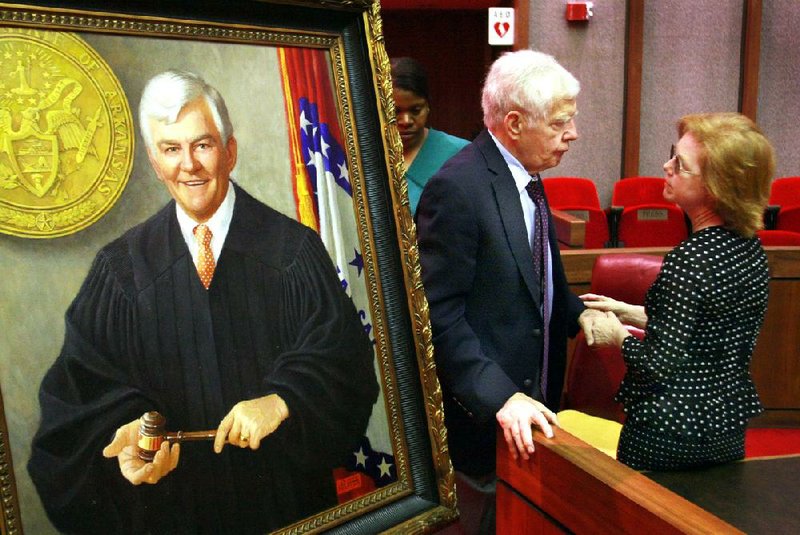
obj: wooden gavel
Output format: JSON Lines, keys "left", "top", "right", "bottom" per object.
{"left": 137, "top": 411, "right": 217, "bottom": 462}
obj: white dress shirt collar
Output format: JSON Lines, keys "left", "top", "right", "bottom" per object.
{"left": 176, "top": 182, "right": 236, "bottom": 263}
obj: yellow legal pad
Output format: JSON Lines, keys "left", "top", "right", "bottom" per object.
{"left": 556, "top": 409, "right": 622, "bottom": 458}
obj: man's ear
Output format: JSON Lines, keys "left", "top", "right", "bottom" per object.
{"left": 503, "top": 111, "right": 524, "bottom": 140}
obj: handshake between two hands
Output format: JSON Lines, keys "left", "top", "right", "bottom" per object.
{"left": 578, "top": 293, "right": 641, "bottom": 348}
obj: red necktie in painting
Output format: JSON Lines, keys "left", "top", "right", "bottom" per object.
{"left": 193, "top": 224, "right": 215, "bottom": 290}
{"left": 526, "top": 176, "right": 551, "bottom": 400}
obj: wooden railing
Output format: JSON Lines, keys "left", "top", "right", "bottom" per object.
{"left": 496, "top": 428, "right": 743, "bottom": 534}
{"left": 551, "top": 209, "right": 586, "bottom": 248}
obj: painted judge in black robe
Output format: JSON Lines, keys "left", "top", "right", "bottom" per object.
{"left": 28, "top": 70, "right": 378, "bottom": 534}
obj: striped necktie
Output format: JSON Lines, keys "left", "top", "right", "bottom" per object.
{"left": 526, "top": 177, "right": 548, "bottom": 293}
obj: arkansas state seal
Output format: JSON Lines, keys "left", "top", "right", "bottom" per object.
{"left": 0, "top": 28, "right": 134, "bottom": 238}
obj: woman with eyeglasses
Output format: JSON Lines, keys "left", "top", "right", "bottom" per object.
{"left": 578, "top": 112, "right": 774, "bottom": 471}
{"left": 391, "top": 57, "right": 468, "bottom": 215}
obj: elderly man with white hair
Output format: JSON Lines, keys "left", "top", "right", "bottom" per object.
{"left": 416, "top": 50, "right": 601, "bottom": 534}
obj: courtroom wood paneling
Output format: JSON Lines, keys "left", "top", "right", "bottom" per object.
{"left": 622, "top": 0, "right": 645, "bottom": 178}
{"left": 647, "top": 455, "right": 800, "bottom": 534}
{"left": 496, "top": 482, "right": 567, "bottom": 535}
{"left": 752, "top": 279, "right": 800, "bottom": 407}
{"left": 740, "top": 0, "right": 763, "bottom": 120}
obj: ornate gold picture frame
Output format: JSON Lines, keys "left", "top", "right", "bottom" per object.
{"left": 0, "top": 1, "right": 455, "bottom": 533}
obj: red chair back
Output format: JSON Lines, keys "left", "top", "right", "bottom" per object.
{"left": 612, "top": 177, "right": 669, "bottom": 207}
{"left": 543, "top": 177, "right": 602, "bottom": 208}
{"left": 775, "top": 206, "right": 800, "bottom": 234}
{"left": 617, "top": 204, "right": 688, "bottom": 247}
{"left": 562, "top": 253, "right": 663, "bottom": 423}
{"left": 590, "top": 253, "right": 664, "bottom": 304}
{"left": 543, "top": 178, "right": 609, "bottom": 248}
{"left": 769, "top": 177, "right": 800, "bottom": 208}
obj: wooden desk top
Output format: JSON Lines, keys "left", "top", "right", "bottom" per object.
{"left": 647, "top": 455, "right": 800, "bottom": 534}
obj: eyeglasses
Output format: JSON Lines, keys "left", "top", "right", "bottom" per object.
{"left": 668, "top": 145, "right": 700, "bottom": 176}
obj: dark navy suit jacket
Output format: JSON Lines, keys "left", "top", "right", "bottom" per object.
{"left": 416, "top": 129, "right": 584, "bottom": 477}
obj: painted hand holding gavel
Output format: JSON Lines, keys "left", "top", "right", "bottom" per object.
{"left": 102, "top": 393, "right": 290, "bottom": 485}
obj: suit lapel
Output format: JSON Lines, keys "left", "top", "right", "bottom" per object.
{"left": 476, "top": 131, "right": 543, "bottom": 309}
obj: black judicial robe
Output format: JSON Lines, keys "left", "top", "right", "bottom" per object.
{"left": 28, "top": 184, "right": 379, "bottom": 534}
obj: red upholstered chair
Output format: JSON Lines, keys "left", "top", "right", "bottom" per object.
{"left": 769, "top": 176, "right": 800, "bottom": 207}
{"left": 774, "top": 206, "right": 800, "bottom": 234}
{"left": 767, "top": 178, "right": 800, "bottom": 231}
{"left": 588, "top": 253, "right": 664, "bottom": 304}
{"left": 543, "top": 177, "right": 602, "bottom": 207}
{"left": 562, "top": 253, "right": 664, "bottom": 423}
{"left": 611, "top": 176, "right": 670, "bottom": 207}
{"left": 757, "top": 229, "right": 800, "bottom": 246}
{"left": 616, "top": 204, "right": 689, "bottom": 247}
{"left": 607, "top": 177, "right": 688, "bottom": 247}
{"left": 543, "top": 177, "right": 610, "bottom": 248}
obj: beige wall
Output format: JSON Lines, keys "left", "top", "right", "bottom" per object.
{"left": 527, "top": 0, "right": 628, "bottom": 205}
{"left": 759, "top": 0, "right": 800, "bottom": 179}
{"left": 528, "top": 0, "right": 800, "bottom": 204}
{"left": 640, "top": 0, "right": 744, "bottom": 175}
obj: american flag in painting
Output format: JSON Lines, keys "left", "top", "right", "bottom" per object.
{"left": 298, "top": 96, "right": 353, "bottom": 198}
{"left": 295, "top": 95, "right": 352, "bottom": 291}
{"left": 296, "top": 101, "right": 398, "bottom": 488}
{"left": 279, "top": 46, "right": 395, "bottom": 496}
{"left": 346, "top": 436, "right": 397, "bottom": 487}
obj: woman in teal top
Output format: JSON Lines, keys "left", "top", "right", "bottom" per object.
{"left": 391, "top": 57, "right": 469, "bottom": 214}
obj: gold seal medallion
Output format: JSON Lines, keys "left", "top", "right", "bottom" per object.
{"left": 0, "top": 28, "right": 134, "bottom": 238}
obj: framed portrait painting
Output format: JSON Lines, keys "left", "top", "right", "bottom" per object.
{"left": 0, "top": 0, "right": 455, "bottom": 533}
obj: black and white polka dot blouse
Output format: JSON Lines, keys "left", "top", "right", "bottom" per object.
{"left": 615, "top": 226, "right": 768, "bottom": 470}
